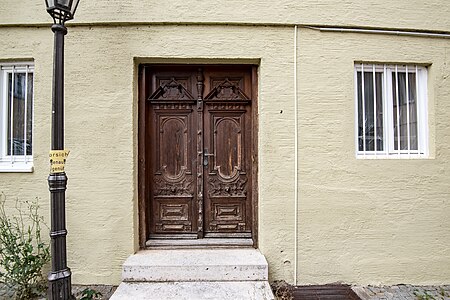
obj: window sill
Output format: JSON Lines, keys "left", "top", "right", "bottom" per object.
{"left": 0, "top": 163, "right": 34, "bottom": 173}
{"left": 356, "top": 154, "right": 429, "bottom": 159}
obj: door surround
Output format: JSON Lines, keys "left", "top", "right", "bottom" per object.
{"left": 138, "top": 64, "right": 259, "bottom": 248}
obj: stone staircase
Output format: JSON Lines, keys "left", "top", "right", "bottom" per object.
{"left": 110, "top": 248, "right": 274, "bottom": 300}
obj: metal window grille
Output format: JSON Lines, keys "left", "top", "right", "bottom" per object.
{"left": 355, "top": 63, "right": 428, "bottom": 159}
{"left": 0, "top": 63, "right": 34, "bottom": 171}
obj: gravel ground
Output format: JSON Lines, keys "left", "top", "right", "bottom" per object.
{"left": 0, "top": 284, "right": 117, "bottom": 300}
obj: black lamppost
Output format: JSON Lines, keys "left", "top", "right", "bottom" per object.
{"left": 44, "top": 0, "right": 80, "bottom": 299}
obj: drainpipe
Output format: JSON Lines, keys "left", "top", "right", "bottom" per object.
{"left": 309, "top": 26, "right": 450, "bottom": 39}
{"left": 293, "top": 25, "right": 299, "bottom": 286}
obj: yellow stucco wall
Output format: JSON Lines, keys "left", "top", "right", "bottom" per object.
{"left": 0, "top": 25, "right": 297, "bottom": 285}
{"left": 297, "top": 28, "right": 450, "bottom": 285}
{"left": 0, "top": 11, "right": 449, "bottom": 287}
{"left": 1, "top": 1, "right": 450, "bottom": 33}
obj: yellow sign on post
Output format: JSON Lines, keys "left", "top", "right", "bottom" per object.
{"left": 49, "top": 150, "right": 70, "bottom": 174}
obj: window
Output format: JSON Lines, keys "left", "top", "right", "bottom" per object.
{"left": 0, "top": 63, "right": 34, "bottom": 172}
{"left": 355, "top": 63, "right": 428, "bottom": 158}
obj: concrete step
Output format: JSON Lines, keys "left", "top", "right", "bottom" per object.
{"left": 122, "top": 248, "right": 268, "bottom": 282}
{"left": 110, "top": 281, "right": 274, "bottom": 300}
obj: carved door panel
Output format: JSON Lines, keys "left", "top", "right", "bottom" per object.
{"left": 145, "top": 66, "right": 254, "bottom": 239}
{"left": 203, "top": 70, "right": 253, "bottom": 238}
{"left": 147, "top": 68, "right": 199, "bottom": 238}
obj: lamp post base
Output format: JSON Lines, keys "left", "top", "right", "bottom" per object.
{"left": 48, "top": 268, "right": 75, "bottom": 300}
{"left": 48, "top": 172, "right": 73, "bottom": 300}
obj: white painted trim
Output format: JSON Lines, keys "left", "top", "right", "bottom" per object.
{"left": 0, "top": 62, "right": 35, "bottom": 169}
{"left": 354, "top": 66, "right": 359, "bottom": 157}
{"left": 382, "top": 64, "right": 389, "bottom": 154}
{"left": 0, "top": 161, "right": 34, "bottom": 172}
{"left": 361, "top": 63, "right": 366, "bottom": 154}
{"left": 373, "top": 65, "right": 377, "bottom": 155}
{"left": 355, "top": 63, "right": 429, "bottom": 159}
{"left": 0, "top": 68, "right": 6, "bottom": 159}
{"left": 419, "top": 68, "right": 429, "bottom": 157}
{"left": 395, "top": 65, "right": 401, "bottom": 155}
{"left": 386, "top": 67, "right": 394, "bottom": 154}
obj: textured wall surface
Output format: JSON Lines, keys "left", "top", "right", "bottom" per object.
{"left": 1, "top": 0, "right": 450, "bottom": 32}
{"left": 0, "top": 1, "right": 449, "bottom": 287}
{"left": 297, "top": 28, "right": 450, "bottom": 285}
{"left": 0, "top": 25, "right": 296, "bottom": 285}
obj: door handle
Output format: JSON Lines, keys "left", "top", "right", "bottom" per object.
{"left": 203, "top": 148, "right": 214, "bottom": 166}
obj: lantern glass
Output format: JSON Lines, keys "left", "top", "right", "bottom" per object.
{"left": 45, "top": 0, "right": 80, "bottom": 23}
{"left": 70, "top": 0, "right": 80, "bottom": 16}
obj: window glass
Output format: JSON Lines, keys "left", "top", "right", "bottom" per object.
{"left": 357, "top": 71, "right": 383, "bottom": 152}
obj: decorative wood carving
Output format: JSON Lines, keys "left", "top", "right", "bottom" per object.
{"left": 208, "top": 223, "right": 246, "bottom": 232}
{"left": 153, "top": 176, "right": 193, "bottom": 196}
{"left": 211, "top": 78, "right": 241, "bottom": 90}
{"left": 215, "top": 203, "right": 243, "bottom": 221}
{"left": 158, "top": 116, "right": 189, "bottom": 180}
{"left": 196, "top": 68, "right": 205, "bottom": 237}
{"left": 208, "top": 175, "right": 247, "bottom": 197}
{"left": 213, "top": 116, "right": 242, "bottom": 181}
{"left": 205, "top": 78, "right": 250, "bottom": 101}
{"left": 208, "top": 103, "right": 247, "bottom": 111}
{"left": 160, "top": 204, "right": 189, "bottom": 221}
{"left": 149, "top": 77, "right": 194, "bottom": 101}
{"left": 155, "top": 223, "right": 192, "bottom": 232}
{"left": 152, "top": 103, "right": 194, "bottom": 110}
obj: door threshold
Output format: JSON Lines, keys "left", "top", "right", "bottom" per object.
{"left": 146, "top": 238, "right": 254, "bottom": 249}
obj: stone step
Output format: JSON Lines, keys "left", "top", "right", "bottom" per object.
{"left": 110, "top": 281, "right": 274, "bottom": 300}
{"left": 122, "top": 248, "right": 268, "bottom": 282}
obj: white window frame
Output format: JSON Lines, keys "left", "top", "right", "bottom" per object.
{"left": 354, "top": 63, "right": 429, "bottom": 159}
{"left": 0, "top": 62, "right": 34, "bottom": 172}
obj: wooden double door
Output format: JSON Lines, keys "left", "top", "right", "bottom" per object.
{"left": 139, "top": 65, "right": 256, "bottom": 241}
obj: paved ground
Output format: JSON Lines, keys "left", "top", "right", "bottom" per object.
{"left": 271, "top": 282, "right": 450, "bottom": 300}
{"left": 353, "top": 285, "right": 450, "bottom": 300}
{"left": 2, "top": 282, "right": 450, "bottom": 299}
{"left": 69, "top": 284, "right": 450, "bottom": 300}
{"left": 76, "top": 283, "right": 450, "bottom": 300}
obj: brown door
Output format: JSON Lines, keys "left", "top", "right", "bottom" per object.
{"left": 142, "top": 65, "right": 255, "bottom": 240}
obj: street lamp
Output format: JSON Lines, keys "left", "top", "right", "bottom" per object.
{"left": 44, "top": 0, "right": 80, "bottom": 299}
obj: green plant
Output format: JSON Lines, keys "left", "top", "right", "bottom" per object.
{"left": 439, "top": 288, "right": 449, "bottom": 298}
{"left": 80, "top": 287, "right": 102, "bottom": 300}
{"left": 0, "top": 193, "right": 50, "bottom": 299}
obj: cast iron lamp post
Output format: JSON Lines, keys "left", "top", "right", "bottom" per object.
{"left": 44, "top": 0, "right": 80, "bottom": 299}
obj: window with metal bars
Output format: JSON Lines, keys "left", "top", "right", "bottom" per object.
{"left": 355, "top": 63, "right": 428, "bottom": 158}
{"left": 0, "top": 63, "right": 34, "bottom": 172}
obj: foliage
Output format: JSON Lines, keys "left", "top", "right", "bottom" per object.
{"left": 0, "top": 193, "right": 50, "bottom": 299}
{"left": 80, "top": 287, "right": 102, "bottom": 300}
{"left": 439, "top": 288, "right": 450, "bottom": 298}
